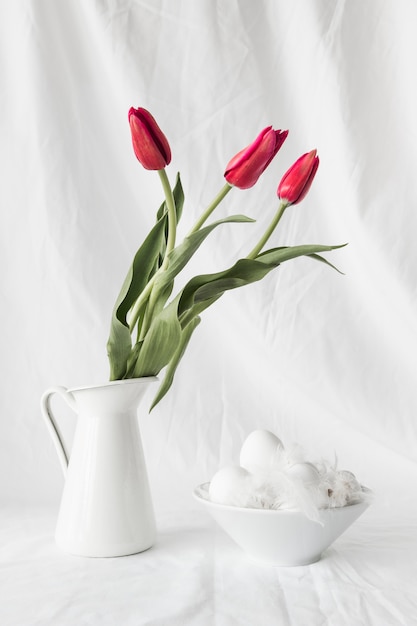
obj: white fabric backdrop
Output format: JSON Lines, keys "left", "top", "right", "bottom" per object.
{"left": 1, "top": 1, "right": 417, "bottom": 624}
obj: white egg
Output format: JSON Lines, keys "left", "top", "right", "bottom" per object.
{"left": 208, "top": 465, "right": 251, "bottom": 506}
{"left": 285, "top": 462, "right": 320, "bottom": 485}
{"left": 239, "top": 429, "right": 284, "bottom": 473}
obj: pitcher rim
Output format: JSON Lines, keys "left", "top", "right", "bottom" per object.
{"left": 68, "top": 377, "right": 159, "bottom": 393}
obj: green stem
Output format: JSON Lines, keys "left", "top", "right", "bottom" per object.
{"left": 128, "top": 278, "right": 154, "bottom": 333}
{"left": 138, "top": 272, "right": 165, "bottom": 340}
{"left": 246, "top": 201, "right": 289, "bottom": 259}
{"left": 179, "top": 308, "right": 195, "bottom": 329}
{"left": 158, "top": 169, "right": 177, "bottom": 269}
{"left": 136, "top": 300, "right": 146, "bottom": 342}
{"left": 128, "top": 169, "right": 177, "bottom": 334}
{"left": 187, "top": 183, "right": 232, "bottom": 235}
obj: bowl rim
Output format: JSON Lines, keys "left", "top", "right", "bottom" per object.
{"left": 193, "top": 482, "right": 372, "bottom": 516}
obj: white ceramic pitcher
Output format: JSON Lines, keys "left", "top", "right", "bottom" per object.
{"left": 40, "top": 377, "right": 157, "bottom": 557}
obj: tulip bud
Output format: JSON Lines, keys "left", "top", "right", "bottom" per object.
{"left": 224, "top": 127, "right": 288, "bottom": 190}
{"left": 128, "top": 107, "right": 171, "bottom": 170}
{"left": 277, "top": 150, "right": 319, "bottom": 205}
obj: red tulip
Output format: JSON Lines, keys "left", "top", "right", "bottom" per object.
{"left": 128, "top": 107, "right": 171, "bottom": 170}
{"left": 224, "top": 127, "right": 288, "bottom": 189}
{"left": 277, "top": 150, "right": 319, "bottom": 205}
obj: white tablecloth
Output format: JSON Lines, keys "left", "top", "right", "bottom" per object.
{"left": 1, "top": 497, "right": 417, "bottom": 626}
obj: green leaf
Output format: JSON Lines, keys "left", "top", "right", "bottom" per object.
{"left": 306, "top": 253, "right": 345, "bottom": 275}
{"left": 124, "top": 341, "right": 143, "bottom": 378}
{"left": 117, "top": 219, "right": 170, "bottom": 325}
{"left": 145, "top": 214, "right": 254, "bottom": 334}
{"left": 154, "top": 214, "right": 255, "bottom": 289}
{"left": 150, "top": 315, "right": 201, "bottom": 411}
{"left": 256, "top": 243, "right": 347, "bottom": 266}
{"left": 178, "top": 258, "right": 275, "bottom": 319}
{"left": 107, "top": 212, "right": 169, "bottom": 380}
{"left": 107, "top": 327, "right": 132, "bottom": 381}
{"left": 141, "top": 207, "right": 247, "bottom": 334}
{"left": 130, "top": 296, "right": 182, "bottom": 378}
{"left": 178, "top": 243, "right": 346, "bottom": 320}
{"left": 180, "top": 295, "right": 222, "bottom": 323}
{"left": 111, "top": 213, "right": 254, "bottom": 381}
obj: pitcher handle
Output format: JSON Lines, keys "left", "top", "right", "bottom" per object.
{"left": 40, "top": 386, "right": 77, "bottom": 478}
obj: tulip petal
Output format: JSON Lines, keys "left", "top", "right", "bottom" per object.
{"left": 224, "top": 127, "right": 288, "bottom": 189}
{"left": 225, "top": 127, "right": 272, "bottom": 172}
{"left": 277, "top": 150, "right": 319, "bottom": 204}
{"left": 128, "top": 107, "right": 171, "bottom": 170}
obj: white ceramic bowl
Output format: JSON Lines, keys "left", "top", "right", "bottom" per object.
{"left": 194, "top": 482, "right": 371, "bottom": 567}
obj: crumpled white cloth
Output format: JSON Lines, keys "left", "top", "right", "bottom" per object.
{"left": 1, "top": 498, "right": 417, "bottom": 626}
{"left": 2, "top": 0, "right": 417, "bottom": 623}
